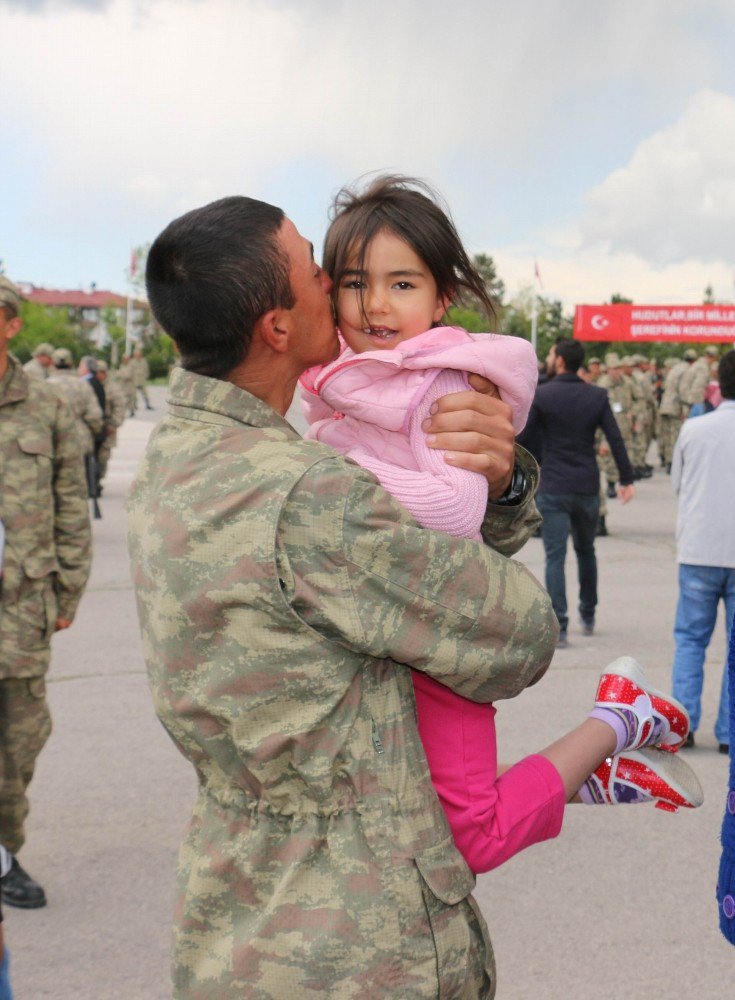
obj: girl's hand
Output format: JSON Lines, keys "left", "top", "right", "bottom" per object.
{"left": 421, "top": 375, "right": 515, "bottom": 499}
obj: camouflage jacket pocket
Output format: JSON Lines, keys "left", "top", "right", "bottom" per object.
{"left": 415, "top": 841, "right": 479, "bottom": 999}
{"left": 15, "top": 432, "right": 54, "bottom": 497}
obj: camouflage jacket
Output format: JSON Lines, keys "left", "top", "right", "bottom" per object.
{"left": 22, "top": 357, "right": 52, "bottom": 381}
{"left": 103, "top": 378, "right": 127, "bottom": 430}
{"left": 46, "top": 369, "right": 103, "bottom": 456}
{"left": 0, "top": 357, "right": 91, "bottom": 678}
{"left": 679, "top": 357, "right": 710, "bottom": 408}
{"left": 126, "top": 368, "right": 556, "bottom": 999}
{"left": 659, "top": 361, "right": 689, "bottom": 417}
{"left": 130, "top": 356, "right": 150, "bottom": 387}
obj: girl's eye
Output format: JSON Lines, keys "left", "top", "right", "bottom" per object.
{"left": 394, "top": 281, "right": 414, "bottom": 291}
{"left": 342, "top": 279, "right": 365, "bottom": 290}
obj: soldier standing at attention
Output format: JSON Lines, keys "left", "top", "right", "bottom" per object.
{"left": 0, "top": 277, "right": 92, "bottom": 909}
{"left": 597, "top": 352, "right": 634, "bottom": 496}
{"left": 127, "top": 196, "right": 558, "bottom": 998}
{"left": 47, "top": 348, "right": 103, "bottom": 457}
{"left": 621, "top": 355, "right": 651, "bottom": 479}
{"left": 22, "top": 343, "right": 55, "bottom": 381}
{"left": 94, "top": 361, "right": 127, "bottom": 487}
{"left": 131, "top": 347, "right": 153, "bottom": 411}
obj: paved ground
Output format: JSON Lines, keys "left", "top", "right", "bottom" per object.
{"left": 5, "top": 385, "right": 732, "bottom": 998}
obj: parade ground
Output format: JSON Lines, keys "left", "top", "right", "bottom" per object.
{"left": 5, "top": 384, "right": 732, "bottom": 999}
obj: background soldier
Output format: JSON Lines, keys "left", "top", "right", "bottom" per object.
{"left": 0, "top": 277, "right": 92, "bottom": 909}
{"left": 116, "top": 355, "right": 137, "bottom": 417}
{"left": 22, "top": 343, "right": 55, "bottom": 381}
{"left": 47, "top": 348, "right": 103, "bottom": 457}
{"left": 680, "top": 345, "right": 719, "bottom": 415}
{"left": 94, "top": 361, "right": 127, "bottom": 487}
{"left": 597, "top": 352, "right": 634, "bottom": 496}
{"left": 658, "top": 350, "right": 695, "bottom": 471}
{"left": 131, "top": 347, "right": 153, "bottom": 411}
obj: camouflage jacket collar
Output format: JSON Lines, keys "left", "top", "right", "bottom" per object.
{"left": 0, "top": 355, "right": 29, "bottom": 408}
{"left": 168, "top": 366, "right": 298, "bottom": 434}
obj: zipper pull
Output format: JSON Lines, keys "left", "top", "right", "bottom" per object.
{"left": 371, "top": 720, "right": 385, "bottom": 755}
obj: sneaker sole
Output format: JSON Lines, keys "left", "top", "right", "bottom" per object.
{"left": 609, "top": 748, "right": 704, "bottom": 811}
{"left": 597, "top": 656, "right": 690, "bottom": 751}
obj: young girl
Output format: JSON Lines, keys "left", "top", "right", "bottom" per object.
{"left": 301, "top": 175, "right": 702, "bottom": 874}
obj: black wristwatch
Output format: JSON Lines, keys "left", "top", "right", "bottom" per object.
{"left": 493, "top": 462, "right": 528, "bottom": 507}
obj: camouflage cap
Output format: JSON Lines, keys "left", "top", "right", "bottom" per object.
{"left": 683, "top": 348, "right": 698, "bottom": 361}
{"left": 632, "top": 354, "right": 646, "bottom": 365}
{"left": 664, "top": 357, "right": 678, "bottom": 368}
{"left": 52, "top": 347, "right": 73, "bottom": 366}
{"left": 704, "top": 345, "right": 720, "bottom": 357}
{"left": 604, "top": 352, "right": 621, "bottom": 367}
{"left": 620, "top": 355, "right": 635, "bottom": 366}
{"left": 0, "top": 276, "right": 22, "bottom": 313}
{"left": 96, "top": 359, "right": 108, "bottom": 373}
{"left": 588, "top": 356, "right": 601, "bottom": 365}
{"left": 33, "top": 342, "right": 55, "bottom": 358}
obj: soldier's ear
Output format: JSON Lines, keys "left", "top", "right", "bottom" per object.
{"left": 3, "top": 316, "right": 23, "bottom": 341}
{"left": 255, "top": 309, "right": 290, "bottom": 355}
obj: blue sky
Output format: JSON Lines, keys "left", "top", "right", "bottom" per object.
{"left": 2, "top": 0, "right": 735, "bottom": 308}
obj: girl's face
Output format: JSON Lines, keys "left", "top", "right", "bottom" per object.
{"left": 335, "top": 228, "right": 447, "bottom": 353}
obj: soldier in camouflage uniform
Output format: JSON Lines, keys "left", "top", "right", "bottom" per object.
{"left": 680, "top": 345, "right": 719, "bottom": 414}
{"left": 128, "top": 197, "right": 558, "bottom": 998}
{"left": 131, "top": 347, "right": 154, "bottom": 410}
{"left": 0, "top": 277, "right": 91, "bottom": 909}
{"left": 597, "top": 352, "right": 634, "bottom": 495}
{"left": 115, "top": 355, "right": 137, "bottom": 417}
{"left": 621, "top": 356, "right": 651, "bottom": 477}
{"left": 22, "top": 343, "right": 55, "bottom": 381}
{"left": 46, "top": 348, "right": 104, "bottom": 457}
{"left": 94, "top": 361, "right": 127, "bottom": 484}
{"left": 658, "top": 351, "right": 694, "bottom": 470}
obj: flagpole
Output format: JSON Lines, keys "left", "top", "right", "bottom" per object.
{"left": 124, "top": 247, "right": 136, "bottom": 357}
{"left": 531, "top": 286, "right": 538, "bottom": 354}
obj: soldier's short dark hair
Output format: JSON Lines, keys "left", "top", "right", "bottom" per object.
{"left": 146, "top": 196, "right": 295, "bottom": 379}
{"left": 719, "top": 349, "right": 735, "bottom": 400}
{"left": 554, "top": 337, "right": 585, "bottom": 373}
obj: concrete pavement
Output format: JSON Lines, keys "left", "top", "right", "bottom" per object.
{"left": 5, "top": 385, "right": 732, "bottom": 998}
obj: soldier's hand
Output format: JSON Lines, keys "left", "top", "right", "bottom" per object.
{"left": 617, "top": 484, "right": 635, "bottom": 504}
{"left": 422, "top": 377, "right": 515, "bottom": 499}
{"left": 54, "top": 617, "right": 73, "bottom": 631}
{"left": 598, "top": 442, "right": 610, "bottom": 457}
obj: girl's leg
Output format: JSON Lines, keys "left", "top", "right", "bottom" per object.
{"left": 538, "top": 718, "right": 616, "bottom": 801}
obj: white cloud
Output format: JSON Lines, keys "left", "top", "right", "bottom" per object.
{"left": 580, "top": 89, "right": 735, "bottom": 265}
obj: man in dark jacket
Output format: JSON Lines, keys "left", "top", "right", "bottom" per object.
{"left": 523, "top": 338, "right": 635, "bottom": 647}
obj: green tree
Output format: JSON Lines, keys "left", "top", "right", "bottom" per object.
{"left": 11, "top": 302, "right": 94, "bottom": 364}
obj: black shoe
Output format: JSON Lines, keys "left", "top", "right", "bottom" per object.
{"left": 1, "top": 857, "right": 47, "bottom": 909}
{"left": 596, "top": 516, "right": 608, "bottom": 537}
{"left": 665, "top": 463, "right": 671, "bottom": 475}
{"left": 683, "top": 732, "right": 695, "bottom": 750}
{"left": 719, "top": 743, "right": 730, "bottom": 754}
{"left": 556, "top": 630, "right": 568, "bottom": 649}
{"left": 581, "top": 618, "right": 595, "bottom": 636}
{"left": 606, "top": 482, "right": 617, "bottom": 499}
{"left": 145, "top": 405, "right": 154, "bottom": 410}
{"left": 640, "top": 467, "right": 653, "bottom": 479}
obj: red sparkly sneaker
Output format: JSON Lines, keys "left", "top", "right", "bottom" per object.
{"left": 593, "top": 656, "right": 690, "bottom": 753}
{"left": 580, "top": 747, "right": 704, "bottom": 811}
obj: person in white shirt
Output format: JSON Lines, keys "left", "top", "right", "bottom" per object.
{"left": 671, "top": 349, "right": 735, "bottom": 752}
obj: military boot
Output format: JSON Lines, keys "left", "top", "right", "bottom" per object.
{"left": 1, "top": 857, "right": 47, "bottom": 909}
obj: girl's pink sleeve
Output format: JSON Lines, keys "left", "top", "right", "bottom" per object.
{"left": 413, "top": 670, "right": 566, "bottom": 874}
{"left": 345, "top": 369, "right": 488, "bottom": 538}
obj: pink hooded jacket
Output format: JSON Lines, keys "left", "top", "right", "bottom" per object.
{"left": 301, "top": 327, "right": 538, "bottom": 539}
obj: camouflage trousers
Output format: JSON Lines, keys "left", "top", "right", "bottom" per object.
{"left": 658, "top": 415, "right": 683, "bottom": 466}
{"left": 0, "top": 676, "right": 52, "bottom": 854}
{"left": 97, "top": 432, "right": 117, "bottom": 482}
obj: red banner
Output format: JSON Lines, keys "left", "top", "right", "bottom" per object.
{"left": 574, "top": 304, "right": 735, "bottom": 342}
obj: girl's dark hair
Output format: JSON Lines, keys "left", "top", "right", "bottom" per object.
{"left": 323, "top": 175, "right": 496, "bottom": 324}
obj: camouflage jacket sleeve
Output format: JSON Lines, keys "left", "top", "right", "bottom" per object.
{"left": 279, "top": 458, "right": 557, "bottom": 704}
{"left": 479, "top": 444, "right": 541, "bottom": 556}
{"left": 106, "top": 382, "right": 127, "bottom": 428}
{"left": 52, "top": 397, "right": 92, "bottom": 619}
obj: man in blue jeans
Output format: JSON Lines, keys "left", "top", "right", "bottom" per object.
{"left": 671, "top": 349, "right": 735, "bottom": 752}
{"left": 522, "top": 338, "right": 635, "bottom": 647}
